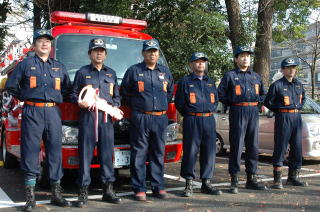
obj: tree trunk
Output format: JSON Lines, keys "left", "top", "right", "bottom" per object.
{"left": 33, "top": 0, "right": 41, "bottom": 32}
{"left": 311, "top": 62, "right": 316, "bottom": 99}
{"left": 253, "top": 0, "right": 274, "bottom": 87}
{"left": 224, "top": 0, "right": 246, "bottom": 51}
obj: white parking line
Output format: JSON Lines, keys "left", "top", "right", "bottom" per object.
{"left": 1, "top": 172, "right": 320, "bottom": 209}
{"left": 216, "top": 156, "right": 316, "bottom": 172}
{"left": 0, "top": 187, "right": 15, "bottom": 208}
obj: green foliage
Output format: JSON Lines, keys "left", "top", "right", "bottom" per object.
{"left": 133, "top": 0, "right": 233, "bottom": 80}
{"left": 273, "top": 0, "right": 319, "bottom": 42}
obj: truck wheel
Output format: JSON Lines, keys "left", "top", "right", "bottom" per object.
{"left": 37, "top": 161, "right": 50, "bottom": 189}
{"left": 2, "top": 131, "right": 19, "bottom": 169}
{"left": 216, "top": 134, "right": 226, "bottom": 156}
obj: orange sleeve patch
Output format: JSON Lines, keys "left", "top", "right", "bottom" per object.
{"left": 189, "top": 92, "right": 196, "bottom": 104}
{"left": 163, "top": 81, "right": 168, "bottom": 92}
{"left": 30, "top": 76, "right": 37, "bottom": 88}
{"left": 138, "top": 81, "right": 144, "bottom": 92}
{"left": 55, "top": 78, "right": 61, "bottom": 90}
{"left": 284, "top": 96, "right": 290, "bottom": 106}
{"left": 235, "top": 85, "right": 241, "bottom": 95}
{"left": 255, "top": 84, "right": 259, "bottom": 95}
{"left": 109, "top": 83, "right": 114, "bottom": 96}
{"left": 210, "top": 93, "right": 215, "bottom": 104}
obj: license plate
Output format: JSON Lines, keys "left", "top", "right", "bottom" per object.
{"left": 114, "top": 150, "right": 130, "bottom": 168}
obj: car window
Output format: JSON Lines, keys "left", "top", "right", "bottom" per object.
{"left": 301, "top": 97, "right": 320, "bottom": 114}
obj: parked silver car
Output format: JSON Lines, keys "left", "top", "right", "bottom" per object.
{"left": 215, "top": 97, "right": 320, "bottom": 159}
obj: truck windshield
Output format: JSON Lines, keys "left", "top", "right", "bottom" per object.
{"left": 55, "top": 34, "right": 168, "bottom": 82}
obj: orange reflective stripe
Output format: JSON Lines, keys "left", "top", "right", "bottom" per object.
{"left": 163, "top": 81, "right": 168, "bottom": 92}
{"left": 284, "top": 96, "right": 290, "bottom": 106}
{"left": 189, "top": 92, "right": 196, "bottom": 104}
{"left": 109, "top": 83, "right": 114, "bottom": 96}
{"left": 30, "top": 76, "right": 36, "bottom": 88}
{"left": 144, "top": 111, "right": 166, "bottom": 115}
{"left": 55, "top": 78, "right": 61, "bottom": 90}
{"left": 210, "top": 93, "right": 215, "bottom": 104}
{"left": 235, "top": 85, "right": 241, "bottom": 95}
{"left": 188, "top": 112, "right": 214, "bottom": 117}
{"left": 25, "top": 101, "right": 56, "bottom": 107}
{"left": 279, "top": 109, "right": 299, "bottom": 113}
{"left": 138, "top": 81, "right": 144, "bottom": 92}
{"left": 255, "top": 84, "right": 259, "bottom": 95}
{"left": 300, "top": 94, "right": 302, "bottom": 104}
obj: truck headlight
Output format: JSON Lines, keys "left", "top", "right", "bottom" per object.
{"left": 165, "top": 123, "right": 182, "bottom": 142}
{"left": 307, "top": 124, "right": 320, "bottom": 137}
{"left": 62, "top": 125, "right": 78, "bottom": 145}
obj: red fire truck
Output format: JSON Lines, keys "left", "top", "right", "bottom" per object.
{"left": 0, "top": 11, "right": 183, "bottom": 186}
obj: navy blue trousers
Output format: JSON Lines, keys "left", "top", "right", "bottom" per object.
{"left": 228, "top": 106, "right": 259, "bottom": 175}
{"left": 76, "top": 110, "right": 115, "bottom": 186}
{"left": 180, "top": 115, "right": 216, "bottom": 180}
{"left": 273, "top": 112, "right": 302, "bottom": 169}
{"left": 21, "top": 105, "right": 63, "bottom": 182}
{"left": 129, "top": 112, "right": 167, "bottom": 193}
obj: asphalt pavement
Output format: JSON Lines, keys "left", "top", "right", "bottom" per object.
{"left": 0, "top": 154, "right": 320, "bottom": 212}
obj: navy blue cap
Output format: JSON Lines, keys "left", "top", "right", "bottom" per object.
{"left": 142, "top": 39, "right": 160, "bottom": 51}
{"left": 234, "top": 46, "right": 253, "bottom": 57}
{"left": 281, "top": 57, "right": 299, "bottom": 68}
{"left": 88, "top": 38, "right": 107, "bottom": 52}
{"left": 189, "top": 52, "right": 208, "bottom": 62}
{"left": 33, "top": 29, "right": 53, "bottom": 42}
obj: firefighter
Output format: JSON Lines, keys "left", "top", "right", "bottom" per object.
{"left": 5, "top": 29, "right": 71, "bottom": 211}
{"left": 120, "top": 39, "right": 174, "bottom": 201}
{"left": 175, "top": 52, "right": 222, "bottom": 197}
{"left": 70, "top": 38, "right": 122, "bottom": 207}
{"left": 218, "top": 46, "right": 267, "bottom": 194}
{"left": 264, "top": 57, "right": 308, "bottom": 189}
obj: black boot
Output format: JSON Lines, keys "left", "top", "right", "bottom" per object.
{"left": 102, "top": 183, "right": 122, "bottom": 204}
{"left": 245, "top": 174, "right": 267, "bottom": 190}
{"left": 183, "top": 179, "right": 193, "bottom": 197}
{"left": 201, "top": 179, "right": 222, "bottom": 195}
{"left": 50, "top": 183, "right": 72, "bottom": 207}
{"left": 271, "top": 170, "right": 283, "bottom": 189}
{"left": 74, "top": 186, "right": 89, "bottom": 208}
{"left": 287, "top": 169, "right": 308, "bottom": 187}
{"left": 228, "top": 174, "right": 239, "bottom": 194}
{"left": 23, "top": 186, "right": 36, "bottom": 212}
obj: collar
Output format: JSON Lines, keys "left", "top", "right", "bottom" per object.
{"left": 282, "top": 76, "right": 297, "bottom": 84}
{"left": 190, "top": 72, "right": 208, "bottom": 80}
{"left": 141, "top": 61, "right": 160, "bottom": 72}
{"left": 235, "top": 67, "right": 252, "bottom": 74}
{"left": 34, "top": 54, "right": 52, "bottom": 65}
{"left": 90, "top": 63, "right": 107, "bottom": 72}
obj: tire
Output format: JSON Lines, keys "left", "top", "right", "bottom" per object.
{"left": 216, "top": 134, "right": 226, "bottom": 156}
{"left": 2, "top": 130, "right": 19, "bottom": 169}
